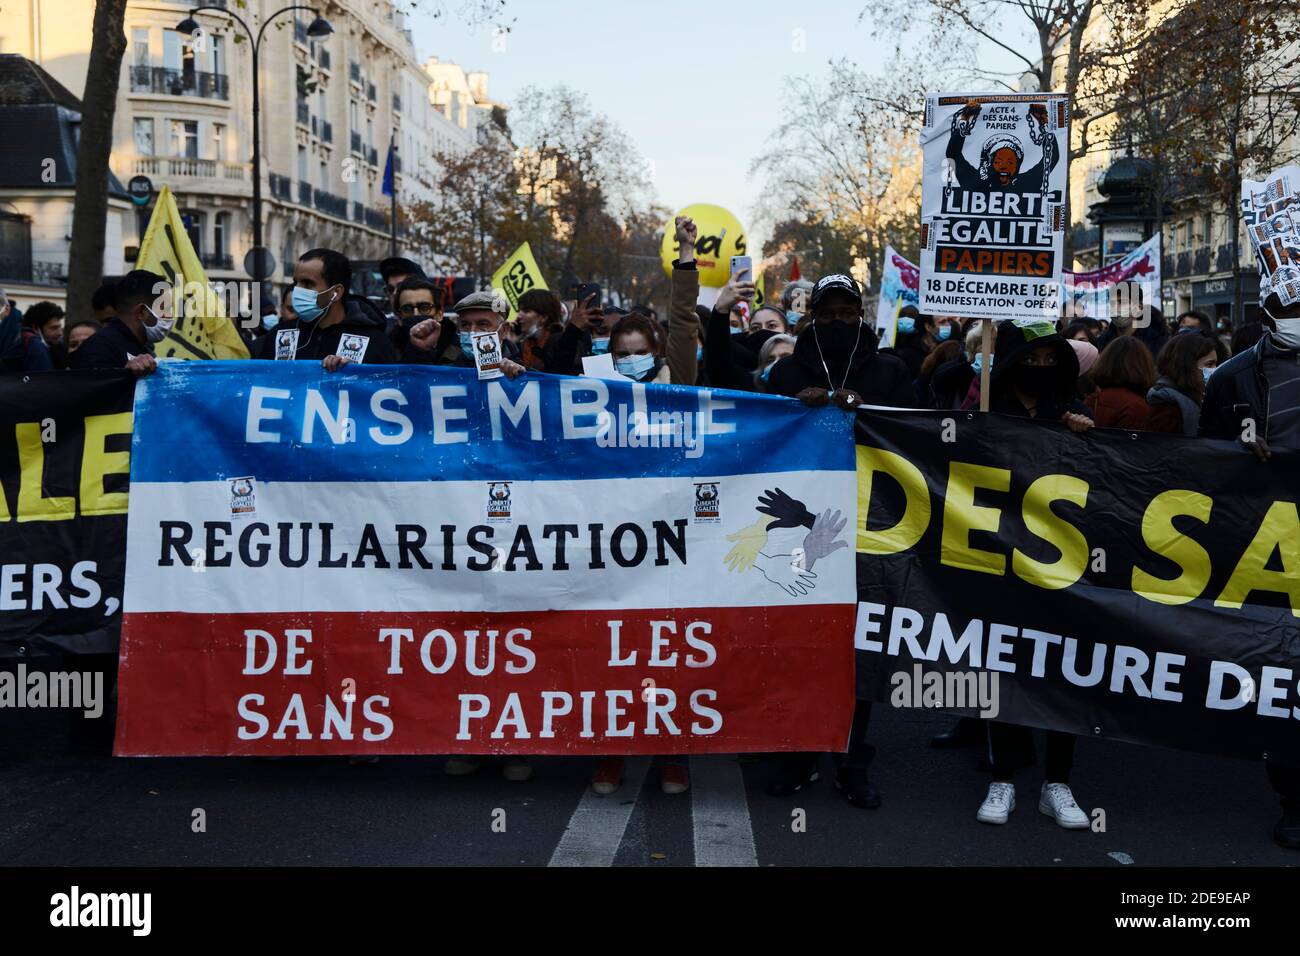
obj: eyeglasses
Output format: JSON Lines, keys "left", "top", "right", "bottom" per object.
{"left": 396, "top": 303, "right": 438, "bottom": 316}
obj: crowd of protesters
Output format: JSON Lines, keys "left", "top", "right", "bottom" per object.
{"left": 2, "top": 214, "right": 1298, "bottom": 851}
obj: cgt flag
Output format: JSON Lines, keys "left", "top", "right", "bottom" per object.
{"left": 853, "top": 410, "right": 1300, "bottom": 763}
{"left": 135, "top": 185, "right": 249, "bottom": 361}
{"left": 113, "top": 362, "right": 858, "bottom": 756}
{"left": 491, "top": 241, "right": 549, "bottom": 324}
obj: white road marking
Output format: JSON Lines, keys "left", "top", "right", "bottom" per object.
{"left": 548, "top": 757, "right": 651, "bottom": 867}
{"left": 690, "top": 756, "right": 758, "bottom": 867}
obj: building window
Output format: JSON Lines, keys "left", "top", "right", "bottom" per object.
{"left": 212, "top": 123, "right": 225, "bottom": 161}
{"left": 349, "top": 100, "right": 358, "bottom": 132}
{"left": 134, "top": 117, "right": 154, "bottom": 156}
{"left": 170, "top": 120, "right": 198, "bottom": 158}
{"left": 214, "top": 212, "right": 230, "bottom": 259}
{"left": 181, "top": 211, "right": 204, "bottom": 255}
{"left": 320, "top": 161, "right": 329, "bottom": 191}
{"left": 211, "top": 36, "right": 224, "bottom": 76}
{"left": 1180, "top": 222, "right": 1192, "bottom": 252}
{"left": 133, "top": 28, "right": 151, "bottom": 67}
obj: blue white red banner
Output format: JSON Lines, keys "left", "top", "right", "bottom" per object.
{"left": 114, "top": 363, "right": 858, "bottom": 755}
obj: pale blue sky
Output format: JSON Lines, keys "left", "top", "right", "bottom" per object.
{"left": 406, "top": 0, "right": 904, "bottom": 251}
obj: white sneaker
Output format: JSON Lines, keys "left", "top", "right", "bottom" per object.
{"left": 1039, "top": 782, "right": 1089, "bottom": 829}
{"left": 977, "top": 782, "right": 1016, "bottom": 824}
{"left": 502, "top": 758, "right": 533, "bottom": 782}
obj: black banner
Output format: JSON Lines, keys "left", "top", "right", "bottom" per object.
{"left": 0, "top": 371, "right": 135, "bottom": 656}
{"left": 855, "top": 410, "right": 1300, "bottom": 762}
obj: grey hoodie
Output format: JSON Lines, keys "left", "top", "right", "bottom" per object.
{"left": 1147, "top": 376, "right": 1200, "bottom": 436}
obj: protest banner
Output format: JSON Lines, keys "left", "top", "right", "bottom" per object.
{"left": 113, "top": 363, "right": 858, "bottom": 756}
{"left": 919, "top": 92, "right": 1069, "bottom": 322}
{"left": 0, "top": 371, "right": 134, "bottom": 657}
{"left": 1241, "top": 165, "right": 1300, "bottom": 306}
{"left": 1061, "top": 235, "right": 1161, "bottom": 322}
{"left": 659, "top": 204, "right": 747, "bottom": 290}
{"left": 135, "top": 186, "right": 250, "bottom": 361}
{"left": 491, "top": 241, "right": 549, "bottom": 323}
{"left": 853, "top": 410, "right": 1300, "bottom": 762}
{"left": 874, "top": 246, "right": 920, "bottom": 348}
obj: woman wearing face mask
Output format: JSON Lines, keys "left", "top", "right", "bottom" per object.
{"left": 1146, "top": 328, "right": 1219, "bottom": 436}
{"left": 701, "top": 277, "right": 780, "bottom": 390}
{"left": 889, "top": 305, "right": 937, "bottom": 379}
{"left": 608, "top": 313, "right": 670, "bottom": 382}
{"left": 754, "top": 333, "right": 795, "bottom": 392}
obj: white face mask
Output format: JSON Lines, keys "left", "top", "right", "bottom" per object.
{"left": 1272, "top": 318, "right": 1300, "bottom": 349}
{"left": 143, "top": 306, "right": 171, "bottom": 343}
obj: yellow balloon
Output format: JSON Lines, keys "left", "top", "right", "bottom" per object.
{"left": 660, "top": 203, "right": 748, "bottom": 288}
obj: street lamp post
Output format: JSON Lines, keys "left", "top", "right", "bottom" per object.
{"left": 177, "top": 6, "right": 332, "bottom": 281}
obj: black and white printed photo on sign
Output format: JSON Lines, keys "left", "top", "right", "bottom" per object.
{"left": 920, "top": 92, "right": 1069, "bottom": 321}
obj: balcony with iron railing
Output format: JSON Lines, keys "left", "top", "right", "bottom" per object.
{"left": 269, "top": 172, "right": 293, "bottom": 200}
{"left": 364, "top": 207, "right": 387, "bottom": 231}
{"left": 1176, "top": 251, "right": 1192, "bottom": 277}
{"left": 313, "top": 188, "right": 349, "bottom": 220}
{"left": 132, "top": 156, "right": 248, "bottom": 180}
{"left": 1193, "top": 246, "right": 1211, "bottom": 275}
{"left": 1216, "top": 243, "right": 1235, "bottom": 272}
{"left": 352, "top": 201, "right": 365, "bottom": 223}
{"left": 130, "top": 66, "right": 229, "bottom": 100}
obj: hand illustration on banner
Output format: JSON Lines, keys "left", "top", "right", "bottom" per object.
{"left": 723, "top": 489, "right": 847, "bottom": 598}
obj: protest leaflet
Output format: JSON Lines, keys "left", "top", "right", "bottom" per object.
{"left": 1061, "top": 235, "right": 1161, "bottom": 322}
{"left": 920, "top": 92, "right": 1069, "bottom": 321}
{"left": 1241, "top": 165, "right": 1300, "bottom": 307}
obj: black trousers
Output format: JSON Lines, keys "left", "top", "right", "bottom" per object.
{"left": 988, "top": 721, "right": 1074, "bottom": 784}
{"left": 777, "top": 700, "right": 874, "bottom": 777}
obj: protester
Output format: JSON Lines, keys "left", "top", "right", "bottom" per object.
{"left": 380, "top": 256, "right": 426, "bottom": 320}
{"left": 704, "top": 272, "right": 786, "bottom": 391}
{"left": 513, "top": 288, "right": 564, "bottom": 371}
{"left": 1084, "top": 336, "right": 1157, "bottom": 428}
{"left": 929, "top": 320, "right": 985, "bottom": 409}
{"left": 890, "top": 305, "right": 936, "bottom": 378}
{"left": 67, "top": 269, "right": 163, "bottom": 376}
{"left": 392, "top": 278, "right": 463, "bottom": 366}
{"left": 760, "top": 272, "right": 915, "bottom": 810}
{"left": 1063, "top": 320, "right": 1096, "bottom": 344}
{"left": 251, "top": 248, "right": 399, "bottom": 368}
{"left": 750, "top": 305, "right": 788, "bottom": 334}
{"left": 780, "top": 278, "right": 814, "bottom": 327}
{"left": 17, "top": 301, "right": 65, "bottom": 370}
{"left": 1175, "top": 309, "right": 1214, "bottom": 336}
{"left": 0, "top": 288, "right": 20, "bottom": 372}
{"left": 974, "top": 319, "right": 1091, "bottom": 828}
{"left": 754, "top": 332, "right": 795, "bottom": 391}
{"left": 91, "top": 282, "right": 117, "bottom": 324}
{"left": 1146, "top": 332, "right": 1217, "bottom": 435}
{"left": 1067, "top": 337, "right": 1099, "bottom": 401}
{"left": 915, "top": 338, "right": 961, "bottom": 407}
{"left": 65, "top": 321, "right": 99, "bottom": 355}
{"left": 1200, "top": 290, "right": 1300, "bottom": 848}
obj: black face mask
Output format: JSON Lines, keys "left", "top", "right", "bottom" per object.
{"left": 1013, "top": 364, "right": 1058, "bottom": 398}
{"left": 813, "top": 321, "right": 865, "bottom": 361}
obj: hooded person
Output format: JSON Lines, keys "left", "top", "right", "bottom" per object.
{"left": 765, "top": 273, "right": 915, "bottom": 410}
{"left": 252, "top": 248, "right": 399, "bottom": 368}
{"left": 986, "top": 318, "right": 1092, "bottom": 428}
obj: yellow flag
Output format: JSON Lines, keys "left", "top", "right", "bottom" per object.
{"left": 491, "top": 242, "right": 548, "bottom": 323}
{"left": 135, "top": 185, "right": 249, "bottom": 360}
{"left": 755, "top": 272, "right": 767, "bottom": 308}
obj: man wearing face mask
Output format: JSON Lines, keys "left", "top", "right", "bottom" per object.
{"left": 440, "top": 289, "right": 527, "bottom": 378}
{"left": 252, "top": 248, "right": 398, "bottom": 368}
{"left": 68, "top": 269, "right": 164, "bottom": 376}
{"left": 766, "top": 273, "right": 915, "bottom": 411}
{"left": 1199, "top": 289, "right": 1300, "bottom": 849}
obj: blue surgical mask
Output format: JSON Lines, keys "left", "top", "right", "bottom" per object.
{"left": 590, "top": 336, "right": 610, "bottom": 354}
{"left": 759, "top": 363, "right": 774, "bottom": 383}
{"left": 896, "top": 317, "right": 916, "bottom": 335}
{"left": 263, "top": 313, "right": 280, "bottom": 331}
{"left": 615, "top": 353, "right": 656, "bottom": 381}
{"left": 972, "top": 353, "right": 992, "bottom": 373}
{"left": 291, "top": 286, "right": 335, "bottom": 323}
{"left": 1202, "top": 365, "right": 1215, "bottom": 385}
{"left": 459, "top": 331, "right": 474, "bottom": 353}
{"left": 730, "top": 326, "right": 743, "bottom": 335}
{"left": 936, "top": 325, "right": 952, "bottom": 341}
{"left": 786, "top": 310, "right": 800, "bottom": 326}
{"left": 696, "top": 345, "right": 703, "bottom": 361}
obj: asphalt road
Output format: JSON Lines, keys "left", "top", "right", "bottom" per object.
{"left": 1, "top": 701, "right": 1294, "bottom": 868}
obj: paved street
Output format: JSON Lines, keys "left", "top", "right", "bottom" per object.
{"left": 1, "top": 703, "right": 1293, "bottom": 867}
